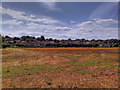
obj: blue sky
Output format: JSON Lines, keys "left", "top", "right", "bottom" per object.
{"left": 1, "top": 2, "right": 118, "bottom": 40}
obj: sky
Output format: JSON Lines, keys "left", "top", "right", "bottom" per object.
{"left": 1, "top": 2, "right": 118, "bottom": 40}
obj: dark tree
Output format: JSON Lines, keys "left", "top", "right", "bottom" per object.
{"left": 13, "top": 37, "right": 20, "bottom": 40}
{"left": 41, "top": 36, "right": 45, "bottom": 41}
{"left": 68, "top": 38, "right": 72, "bottom": 41}
{"left": 48, "top": 38, "right": 53, "bottom": 41}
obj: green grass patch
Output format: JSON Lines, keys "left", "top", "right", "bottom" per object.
{"left": 79, "top": 71, "right": 91, "bottom": 75}
{"left": 81, "top": 62, "right": 94, "bottom": 67}
{"left": 87, "top": 57, "right": 115, "bottom": 67}
{"left": 2, "top": 64, "right": 47, "bottom": 78}
{"left": 9, "top": 84, "right": 15, "bottom": 88}
{"left": 2, "top": 64, "right": 73, "bottom": 78}
{"left": 2, "top": 55, "right": 116, "bottom": 78}
{"left": 102, "top": 62, "right": 112, "bottom": 66}
{"left": 3, "top": 72, "right": 14, "bottom": 78}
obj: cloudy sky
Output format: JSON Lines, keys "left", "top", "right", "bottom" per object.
{"left": 1, "top": 2, "right": 118, "bottom": 40}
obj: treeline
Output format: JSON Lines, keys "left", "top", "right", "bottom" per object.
{"left": 1, "top": 35, "right": 120, "bottom": 48}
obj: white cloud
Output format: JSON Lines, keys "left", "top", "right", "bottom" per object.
{"left": 66, "top": 18, "right": 118, "bottom": 39}
{"left": 44, "top": 30, "right": 52, "bottom": 33}
{"left": 32, "top": 18, "right": 59, "bottom": 24}
{"left": 27, "top": 22, "right": 38, "bottom": 26}
{"left": 1, "top": 4, "right": 118, "bottom": 40}
{"left": 30, "top": 15, "right": 36, "bottom": 18}
{"left": 95, "top": 19, "right": 118, "bottom": 26}
{"left": 41, "top": 2, "right": 61, "bottom": 11}
{"left": 77, "top": 21, "right": 94, "bottom": 27}
{"left": 2, "top": 18, "right": 118, "bottom": 40}
{"left": 56, "top": 27, "right": 71, "bottom": 31}
{"left": 27, "top": 22, "right": 57, "bottom": 30}
{"left": 1, "top": 6, "right": 61, "bottom": 24}
{"left": 2, "top": 20, "right": 23, "bottom": 25}
{"left": 76, "top": 19, "right": 118, "bottom": 28}
{"left": 1, "top": 6, "right": 30, "bottom": 21}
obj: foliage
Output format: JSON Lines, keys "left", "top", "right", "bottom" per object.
{"left": 1, "top": 35, "right": 120, "bottom": 48}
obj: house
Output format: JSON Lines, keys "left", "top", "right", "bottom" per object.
{"left": 104, "top": 43, "right": 110, "bottom": 47}
{"left": 20, "top": 41, "right": 27, "bottom": 44}
{"left": 39, "top": 41, "right": 48, "bottom": 46}
{"left": 86, "top": 42, "right": 90, "bottom": 44}
{"left": 16, "top": 40, "right": 21, "bottom": 43}
{"left": 99, "top": 44, "right": 102, "bottom": 47}
{"left": 49, "top": 41, "right": 55, "bottom": 44}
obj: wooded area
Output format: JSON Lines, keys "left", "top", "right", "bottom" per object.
{"left": 1, "top": 35, "right": 120, "bottom": 48}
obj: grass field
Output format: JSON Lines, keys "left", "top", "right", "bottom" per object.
{"left": 2, "top": 48, "right": 119, "bottom": 88}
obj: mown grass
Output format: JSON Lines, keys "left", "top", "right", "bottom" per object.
{"left": 2, "top": 64, "right": 46, "bottom": 78}
{"left": 3, "top": 63, "right": 93, "bottom": 78}
{"left": 79, "top": 71, "right": 91, "bottom": 75}
{"left": 2, "top": 64, "right": 73, "bottom": 78}
{"left": 87, "top": 57, "right": 116, "bottom": 67}
{"left": 2, "top": 54, "right": 117, "bottom": 78}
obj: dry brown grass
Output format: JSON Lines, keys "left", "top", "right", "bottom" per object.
{"left": 2, "top": 48, "right": 119, "bottom": 88}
